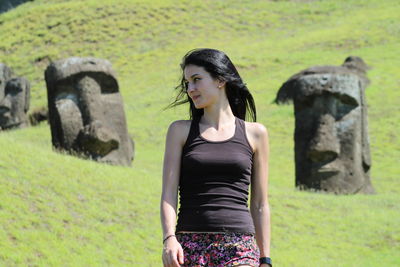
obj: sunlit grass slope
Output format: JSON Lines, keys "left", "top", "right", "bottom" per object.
{"left": 0, "top": 0, "right": 399, "bottom": 266}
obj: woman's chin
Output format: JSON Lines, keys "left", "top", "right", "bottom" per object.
{"left": 193, "top": 103, "right": 205, "bottom": 109}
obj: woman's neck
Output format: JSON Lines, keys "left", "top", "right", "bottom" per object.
{"left": 202, "top": 98, "right": 235, "bottom": 130}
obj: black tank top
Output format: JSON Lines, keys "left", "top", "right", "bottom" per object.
{"left": 176, "top": 116, "right": 255, "bottom": 233}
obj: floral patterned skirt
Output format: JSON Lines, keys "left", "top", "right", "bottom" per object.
{"left": 175, "top": 232, "right": 260, "bottom": 267}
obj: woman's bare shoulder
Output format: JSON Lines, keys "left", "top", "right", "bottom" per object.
{"left": 244, "top": 121, "right": 268, "bottom": 152}
{"left": 168, "top": 120, "right": 191, "bottom": 131}
{"left": 244, "top": 121, "right": 268, "bottom": 139}
{"left": 167, "top": 120, "right": 192, "bottom": 146}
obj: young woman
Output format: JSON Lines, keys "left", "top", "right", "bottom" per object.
{"left": 161, "top": 48, "right": 271, "bottom": 267}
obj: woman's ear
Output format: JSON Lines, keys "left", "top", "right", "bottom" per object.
{"left": 217, "top": 78, "right": 226, "bottom": 89}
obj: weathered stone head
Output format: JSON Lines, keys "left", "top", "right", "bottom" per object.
{"left": 275, "top": 57, "right": 374, "bottom": 194}
{"left": 0, "top": 64, "right": 30, "bottom": 130}
{"left": 45, "top": 57, "right": 134, "bottom": 166}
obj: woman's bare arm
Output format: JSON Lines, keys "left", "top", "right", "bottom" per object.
{"left": 247, "top": 122, "right": 271, "bottom": 260}
{"left": 160, "top": 120, "right": 189, "bottom": 267}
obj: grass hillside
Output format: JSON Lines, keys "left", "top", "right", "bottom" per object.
{"left": 1, "top": 0, "right": 399, "bottom": 266}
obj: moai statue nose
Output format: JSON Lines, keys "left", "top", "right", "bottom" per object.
{"left": 74, "top": 76, "right": 120, "bottom": 157}
{"left": 0, "top": 94, "right": 12, "bottom": 112}
{"left": 76, "top": 75, "right": 102, "bottom": 125}
{"left": 307, "top": 114, "right": 340, "bottom": 162}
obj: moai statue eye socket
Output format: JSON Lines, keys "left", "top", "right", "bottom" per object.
{"left": 45, "top": 57, "right": 134, "bottom": 166}
{"left": 275, "top": 58, "right": 374, "bottom": 194}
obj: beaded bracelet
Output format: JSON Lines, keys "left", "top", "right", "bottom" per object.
{"left": 162, "top": 234, "right": 176, "bottom": 244}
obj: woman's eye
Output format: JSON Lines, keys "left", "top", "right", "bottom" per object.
{"left": 193, "top": 77, "right": 200, "bottom": 82}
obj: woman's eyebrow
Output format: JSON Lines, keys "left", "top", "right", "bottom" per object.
{"left": 190, "top": 73, "right": 200, "bottom": 78}
{"left": 184, "top": 73, "right": 201, "bottom": 81}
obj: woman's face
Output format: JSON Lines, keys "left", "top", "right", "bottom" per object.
{"left": 183, "top": 64, "right": 223, "bottom": 109}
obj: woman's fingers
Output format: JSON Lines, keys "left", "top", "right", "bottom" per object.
{"left": 168, "top": 250, "right": 180, "bottom": 267}
{"left": 178, "top": 246, "right": 184, "bottom": 265}
{"left": 162, "top": 250, "right": 172, "bottom": 267}
{"left": 163, "top": 237, "right": 184, "bottom": 267}
{"left": 163, "top": 247, "right": 182, "bottom": 267}
{"left": 162, "top": 252, "right": 170, "bottom": 267}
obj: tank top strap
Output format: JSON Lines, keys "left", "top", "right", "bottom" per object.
{"left": 234, "top": 117, "right": 247, "bottom": 140}
{"left": 233, "top": 117, "right": 253, "bottom": 152}
{"left": 183, "top": 117, "right": 201, "bottom": 148}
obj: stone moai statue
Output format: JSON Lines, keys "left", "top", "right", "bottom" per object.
{"left": 45, "top": 57, "right": 134, "bottom": 166}
{"left": 275, "top": 56, "right": 374, "bottom": 194}
{"left": 0, "top": 63, "right": 30, "bottom": 130}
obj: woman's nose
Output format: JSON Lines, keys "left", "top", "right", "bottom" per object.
{"left": 186, "top": 82, "right": 196, "bottom": 93}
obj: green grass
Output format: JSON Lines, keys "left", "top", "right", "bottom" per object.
{"left": 0, "top": 0, "right": 399, "bottom": 266}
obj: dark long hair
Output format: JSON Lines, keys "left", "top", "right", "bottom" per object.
{"left": 168, "top": 48, "right": 257, "bottom": 121}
